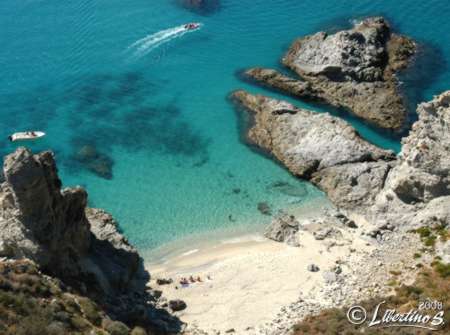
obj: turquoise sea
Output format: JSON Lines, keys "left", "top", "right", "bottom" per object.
{"left": 1, "top": 0, "right": 449, "bottom": 250}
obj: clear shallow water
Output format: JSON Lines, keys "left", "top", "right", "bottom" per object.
{"left": 1, "top": 0, "right": 449, "bottom": 250}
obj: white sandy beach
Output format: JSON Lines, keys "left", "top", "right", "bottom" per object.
{"left": 145, "top": 209, "right": 375, "bottom": 334}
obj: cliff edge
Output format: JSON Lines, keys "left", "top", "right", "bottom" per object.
{"left": 0, "top": 148, "right": 181, "bottom": 334}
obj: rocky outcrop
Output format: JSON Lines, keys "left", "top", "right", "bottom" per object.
{"left": 264, "top": 212, "right": 300, "bottom": 246}
{"left": 311, "top": 161, "right": 394, "bottom": 209}
{"left": 243, "top": 68, "right": 314, "bottom": 99}
{"left": 232, "top": 90, "right": 395, "bottom": 209}
{"left": 0, "top": 147, "right": 182, "bottom": 333}
{"left": 0, "top": 148, "right": 92, "bottom": 277}
{"left": 368, "top": 91, "right": 450, "bottom": 229}
{"left": 244, "top": 17, "right": 416, "bottom": 130}
{"left": 237, "top": 88, "right": 450, "bottom": 234}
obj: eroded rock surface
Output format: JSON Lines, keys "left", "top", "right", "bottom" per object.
{"left": 265, "top": 212, "right": 300, "bottom": 246}
{"left": 243, "top": 68, "right": 314, "bottom": 99}
{"left": 236, "top": 89, "right": 450, "bottom": 236}
{"left": 232, "top": 90, "right": 395, "bottom": 209}
{"left": 0, "top": 147, "right": 182, "bottom": 333}
{"left": 369, "top": 91, "right": 450, "bottom": 229}
{"left": 245, "top": 17, "right": 416, "bottom": 130}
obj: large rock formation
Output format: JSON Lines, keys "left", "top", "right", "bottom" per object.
{"left": 0, "top": 148, "right": 92, "bottom": 277}
{"left": 232, "top": 90, "right": 395, "bottom": 209}
{"left": 233, "top": 88, "right": 450, "bottom": 232}
{"left": 368, "top": 91, "right": 450, "bottom": 230}
{"left": 243, "top": 17, "right": 416, "bottom": 130}
{"left": 0, "top": 148, "right": 181, "bottom": 333}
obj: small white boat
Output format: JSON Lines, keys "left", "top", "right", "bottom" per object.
{"left": 8, "top": 131, "right": 46, "bottom": 142}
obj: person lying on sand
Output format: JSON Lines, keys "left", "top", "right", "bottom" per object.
{"left": 189, "top": 275, "right": 196, "bottom": 283}
{"left": 179, "top": 278, "right": 189, "bottom": 285}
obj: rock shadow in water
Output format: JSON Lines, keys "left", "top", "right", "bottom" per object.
{"left": 62, "top": 72, "right": 210, "bottom": 179}
{"left": 267, "top": 181, "right": 309, "bottom": 198}
{"left": 175, "top": 0, "right": 221, "bottom": 15}
{"left": 0, "top": 71, "right": 210, "bottom": 180}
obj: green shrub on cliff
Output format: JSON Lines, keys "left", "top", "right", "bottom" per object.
{"left": 0, "top": 259, "right": 126, "bottom": 335}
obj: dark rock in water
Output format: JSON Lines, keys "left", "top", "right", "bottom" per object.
{"left": 74, "top": 144, "right": 114, "bottom": 179}
{"left": 169, "top": 299, "right": 187, "bottom": 312}
{"left": 88, "top": 155, "right": 114, "bottom": 180}
{"left": 268, "top": 181, "right": 308, "bottom": 197}
{"left": 265, "top": 212, "right": 300, "bottom": 247}
{"left": 76, "top": 144, "right": 98, "bottom": 161}
{"left": 228, "top": 214, "right": 236, "bottom": 222}
{"left": 177, "top": 0, "right": 220, "bottom": 15}
{"left": 257, "top": 202, "right": 272, "bottom": 215}
{"left": 192, "top": 156, "right": 209, "bottom": 168}
{"left": 232, "top": 188, "right": 241, "bottom": 194}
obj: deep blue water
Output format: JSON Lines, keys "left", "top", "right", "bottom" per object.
{"left": 1, "top": 0, "right": 449, "bottom": 250}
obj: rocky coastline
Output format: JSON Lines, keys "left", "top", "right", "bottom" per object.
{"left": 0, "top": 14, "right": 448, "bottom": 335}
{"left": 223, "top": 15, "right": 449, "bottom": 335}
{"left": 242, "top": 17, "right": 416, "bottom": 130}
{"left": 224, "top": 89, "right": 450, "bottom": 335}
{"left": 233, "top": 88, "right": 450, "bottom": 240}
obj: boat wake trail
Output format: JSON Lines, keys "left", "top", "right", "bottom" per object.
{"left": 126, "top": 24, "right": 201, "bottom": 60}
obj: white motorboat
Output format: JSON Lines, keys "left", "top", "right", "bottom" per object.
{"left": 9, "top": 131, "right": 46, "bottom": 142}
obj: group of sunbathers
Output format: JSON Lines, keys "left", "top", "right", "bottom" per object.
{"left": 178, "top": 274, "right": 212, "bottom": 286}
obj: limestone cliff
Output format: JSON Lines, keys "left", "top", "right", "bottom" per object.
{"left": 368, "top": 91, "right": 450, "bottom": 232}
{"left": 0, "top": 148, "right": 181, "bottom": 334}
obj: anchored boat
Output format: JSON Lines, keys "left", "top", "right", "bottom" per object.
{"left": 9, "top": 131, "right": 46, "bottom": 142}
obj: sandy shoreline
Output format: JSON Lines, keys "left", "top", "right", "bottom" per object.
{"left": 144, "top": 203, "right": 376, "bottom": 334}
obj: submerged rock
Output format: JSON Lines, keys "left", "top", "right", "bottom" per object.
{"left": 74, "top": 144, "right": 114, "bottom": 180}
{"left": 245, "top": 17, "right": 416, "bottom": 130}
{"left": 177, "top": 0, "right": 220, "bottom": 15}
{"left": 268, "top": 181, "right": 308, "bottom": 198}
{"left": 257, "top": 202, "right": 272, "bottom": 215}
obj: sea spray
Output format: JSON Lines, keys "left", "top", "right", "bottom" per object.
{"left": 126, "top": 24, "right": 202, "bottom": 60}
